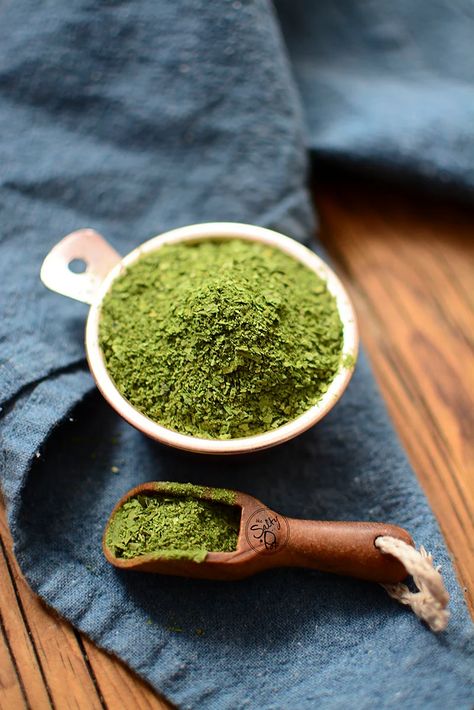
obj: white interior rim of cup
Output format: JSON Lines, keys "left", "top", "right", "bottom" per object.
{"left": 85, "top": 222, "right": 358, "bottom": 454}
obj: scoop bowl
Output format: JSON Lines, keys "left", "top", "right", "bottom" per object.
{"left": 41, "top": 222, "right": 358, "bottom": 454}
{"left": 103, "top": 482, "right": 412, "bottom": 583}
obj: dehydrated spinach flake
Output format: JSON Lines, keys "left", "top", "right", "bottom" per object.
{"left": 99, "top": 239, "right": 343, "bottom": 438}
{"left": 106, "top": 486, "right": 240, "bottom": 561}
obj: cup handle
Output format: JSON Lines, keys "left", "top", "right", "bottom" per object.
{"left": 40, "top": 229, "right": 122, "bottom": 304}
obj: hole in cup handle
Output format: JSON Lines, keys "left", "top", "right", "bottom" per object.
{"left": 40, "top": 229, "right": 122, "bottom": 304}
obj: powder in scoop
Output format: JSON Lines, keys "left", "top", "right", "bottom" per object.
{"left": 106, "top": 489, "right": 240, "bottom": 562}
{"left": 99, "top": 239, "right": 343, "bottom": 438}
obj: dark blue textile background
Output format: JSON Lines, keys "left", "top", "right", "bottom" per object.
{"left": 1, "top": 1, "right": 473, "bottom": 708}
{"left": 276, "top": 0, "right": 474, "bottom": 198}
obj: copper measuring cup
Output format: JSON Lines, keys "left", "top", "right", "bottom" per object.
{"left": 41, "top": 222, "right": 358, "bottom": 455}
{"left": 103, "top": 483, "right": 412, "bottom": 583}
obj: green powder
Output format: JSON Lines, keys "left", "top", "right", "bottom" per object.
{"left": 99, "top": 239, "right": 344, "bottom": 439}
{"left": 106, "top": 487, "right": 240, "bottom": 562}
{"left": 155, "top": 481, "right": 237, "bottom": 506}
{"left": 342, "top": 353, "right": 356, "bottom": 369}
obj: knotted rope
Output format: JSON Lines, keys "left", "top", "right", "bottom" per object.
{"left": 375, "top": 536, "right": 450, "bottom": 632}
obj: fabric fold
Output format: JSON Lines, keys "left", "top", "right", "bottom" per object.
{"left": 1, "top": 1, "right": 473, "bottom": 708}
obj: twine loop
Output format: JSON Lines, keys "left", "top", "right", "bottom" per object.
{"left": 375, "top": 536, "right": 450, "bottom": 632}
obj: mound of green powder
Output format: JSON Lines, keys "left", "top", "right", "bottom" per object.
{"left": 99, "top": 239, "right": 343, "bottom": 439}
{"left": 106, "top": 492, "right": 240, "bottom": 562}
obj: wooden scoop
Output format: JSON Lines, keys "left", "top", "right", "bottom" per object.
{"left": 103, "top": 483, "right": 413, "bottom": 583}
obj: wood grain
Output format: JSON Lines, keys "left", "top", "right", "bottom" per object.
{"left": 0, "top": 501, "right": 171, "bottom": 710}
{"left": 315, "top": 176, "right": 474, "bottom": 614}
{"left": 0, "top": 609, "right": 28, "bottom": 709}
{"left": 0, "top": 177, "right": 472, "bottom": 708}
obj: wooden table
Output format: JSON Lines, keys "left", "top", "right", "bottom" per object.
{"left": 1, "top": 176, "right": 473, "bottom": 708}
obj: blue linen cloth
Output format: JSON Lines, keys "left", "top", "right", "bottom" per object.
{"left": 276, "top": 0, "right": 474, "bottom": 199}
{"left": 0, "top": 1, "right": 473, "bottom": 708}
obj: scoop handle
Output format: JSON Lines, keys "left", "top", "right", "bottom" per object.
{"left": 41, "top": 229, "right": 122, "bottom": 304}
{"left": 279, "top": 520, "right": 413, "bottom": 584}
